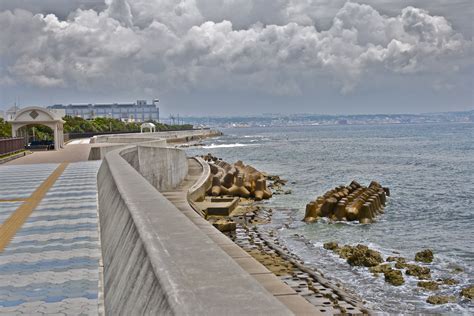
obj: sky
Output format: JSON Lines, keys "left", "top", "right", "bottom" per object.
{"left": 0, "top": 0, "right": 472, "bottom": 116}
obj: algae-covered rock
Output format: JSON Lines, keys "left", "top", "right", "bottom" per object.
{"left": 323, "top": 241, "right": 339, "bottom": 251}
{"left": 405, "top": 264, "right": 431, "bottom": 279}
{"left": 451, "top": 266, "right": 464, "bottom": 274}
{"left": 347, "top": 245, "right": 383, "bottom": 267}
{"left": 386, "top": 256, "right": 406, "bottom": 264}
{"left": 460, "top": 285, "right": 474, "bottom": 300}
{"left": 415, "top": 249, "right": 434, "bottom": 263}
{"left": 439, "top": 278, "right": 459, "bottom": 286}
{"left": 395, "top": 261, "right": 408, "bottom": 269}
{"left": 417, "top": 281, "right": 439, "bottom": 291}
{"left": 369, "top": 264, "right": 392, "bottom": 275}
{"left": 335, "top": 245, "right": 355, "bottom": 259}
{"left": 384, "top": 269, "right": 404, "bottom": 286}
{"left": 426, "top": 295, "right": 455, "bottom": 305}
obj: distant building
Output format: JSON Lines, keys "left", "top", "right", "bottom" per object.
{"left": 48, "top": 99, "right": 159, "bottom": 122}
{"left": 5, "top": 106, "right": 20, "bottom": 121}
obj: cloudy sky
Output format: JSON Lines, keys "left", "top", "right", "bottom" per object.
{"left": 0, "top": 0, "right": 472, "bottom": 116}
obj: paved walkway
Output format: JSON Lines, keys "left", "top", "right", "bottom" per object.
{"left": 0, "top": 161, "right": 103, "bottom": 315}
{"left": 5, "top": 144, "right": 93, "bottom": 165}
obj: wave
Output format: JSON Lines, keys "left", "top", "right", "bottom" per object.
{"left": 243, "top": 135, "right": 266, "bottom": 138}
{"left": 202, "top": 143, "right": 251, "bottom": 149}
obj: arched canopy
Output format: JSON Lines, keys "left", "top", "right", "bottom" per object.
{"left": 7, "top": 106, "right": 65, "bottom": 150}
{"left": 141, "top": 122, "right": 156, "bottom": 133}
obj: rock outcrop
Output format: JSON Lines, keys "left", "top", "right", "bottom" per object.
{"left": 323, "top": 241, "right": 339, "bottom": 250}
{"left": 384, "top": 269, "right": 405, "bottom": 286}
{"left": 346, "top": 245, "right": 383, "bottom": 267}
{"left": 461, "top": 285, "right": 474, "bottom": 300}
{"left": 426, "top": 295, "right": 456, "bottom": 305}
{"left": 304, "top": 180, "right": 389, "bottom": 223}
{"left": 417, "top": 281, "right": 439, "bottom": 291}
{"left": 405, "top": 264, "right": 431, "bottom": 279}
{"left": 415, "top": 249, "right": 434, "bottom": 263}
{"left": 325, "top": 243, "right": 383, "bottom": 267}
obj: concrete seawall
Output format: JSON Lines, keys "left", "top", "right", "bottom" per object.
{"left": 92, "top": 129, "right": 221, "bottom": 144}
{"left": 137, "top": 146, "right": 188, "bottom": 191}
{"left": 97, "top": 140, "right": 292, "bottom": 315}
{"left": 89, "top": 130, "right": 219, "bottom": 161}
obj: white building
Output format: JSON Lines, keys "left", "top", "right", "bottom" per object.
{"left": 48, "top": 99, "right": 159, "bottom": 122}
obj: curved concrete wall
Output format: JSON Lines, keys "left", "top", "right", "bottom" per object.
{"left": 188, "top": 157, "right": 211, "bottom": 203}
{"left": 137, "top": 146, "right": 188, "bottom": 191}
{"left": 97, "top": 146, "right": 292, "bottom": 315}
{"left": 92, "top": 130, "right": 221, "bottom": 144}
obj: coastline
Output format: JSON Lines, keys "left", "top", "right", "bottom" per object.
{"left": 189, "top": 154, "right": 369, "bottom": 314}
{"left": 185, "top": 124, "right": 474, "bottom": 314}
{"left": 228, "top": 208, "right": 368, "bottom": 314}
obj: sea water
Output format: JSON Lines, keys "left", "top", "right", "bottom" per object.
{"left": 186, "top": 123, "right": 473, "bottom": 313}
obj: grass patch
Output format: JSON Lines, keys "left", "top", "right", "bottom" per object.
{"left": 0, "top": 150, "right": 27, "bottom": 160}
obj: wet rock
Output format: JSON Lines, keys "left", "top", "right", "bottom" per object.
{"left": 415, "top": 249, "right": 434, "bottom": 263}
{"left": 439, "top": 278, "right": 459, "bottom": 286}
{"left": 460, "top": 285, "right": 474, "bottom": 300}
{"left": 384, "top": 269, "right": 405, "bottom": 286}
{"left": 335, "top": 245, "right": 355, "bottom": 259}
{"left": 346, "top": 245, "right": 383, "bottom": 267}
{"left": 417, "top": 281, "right": 439, "bottom": 291}
{"left": 451, "top": 266, "right": 464, "bottom": 274}
{"left": 323, "top": 242, "right": 339, "bottom": 251}
{"left": 395, "top": 261, "right": 408, "bottom": 269}
{"left": 369, "top": 264, "right": 392, "bottom": 275}
{"left": 405, "top": 264, "right": 431, "bottom": 279}
{"left": 426, "top": 295, "right": 456, "bottom": 305}
{"left": 386, "top": 256, "right": 406, "bottom": 264}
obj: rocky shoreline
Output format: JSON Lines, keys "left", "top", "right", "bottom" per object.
{"left": 195, "top": 154, "right": 369, "bottom": 313}
{"left": 194, "top": 154, "right": 473, "bottom": 313}
{"left": 226, "top": 207, "right": 368, "bottom": 314}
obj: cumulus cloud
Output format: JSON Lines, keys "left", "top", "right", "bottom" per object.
{"left": 0, "top": 0, "right": 471, "bottom": 96}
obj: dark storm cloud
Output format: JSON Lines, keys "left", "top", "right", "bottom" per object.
{"left": 0, "top": 0, "right": 472, "bottom": 114}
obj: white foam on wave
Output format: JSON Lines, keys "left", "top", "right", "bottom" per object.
{"left": 202, "top": 143, "right": 251, "bottom": 149}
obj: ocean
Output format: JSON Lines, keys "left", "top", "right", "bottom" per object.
{"left": 186, "top": 123, "right": 473, "bottom": 314}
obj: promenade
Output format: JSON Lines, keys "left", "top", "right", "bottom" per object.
{"left": 0, "top": 131, "right": 363, "bottom": 315}
{"left": 0, "top": 146, "right": 103, "bottom": 315}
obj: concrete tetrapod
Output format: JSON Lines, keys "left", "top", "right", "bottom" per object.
{"left": 229, "top": 175, "right": 251, "bottom": 198}
{"left": 203, "top": 155, "right": 273, "bottom": 201}
{"left": 303, "top": 180, "right": 389, "bottom": 223}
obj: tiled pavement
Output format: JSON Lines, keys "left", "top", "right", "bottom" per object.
{"left": 0, "top": 161, "right": 103, "bottom": 315}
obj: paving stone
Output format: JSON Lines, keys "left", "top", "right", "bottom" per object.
{"left": 0, "top": 162, "right": 102, "bottom": 315}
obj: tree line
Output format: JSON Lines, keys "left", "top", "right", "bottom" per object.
{"left": 0, "top": 116, "right": 193, "bottom": 138}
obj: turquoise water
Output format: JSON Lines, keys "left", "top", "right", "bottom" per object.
{"left": 186, "top": 123, "right": 473, "bottom": 313}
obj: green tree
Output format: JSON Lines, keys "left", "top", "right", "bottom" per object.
{"left": 0, "top": 118, "right": 12, "bottom": 137}
{"left": 63, "top": 115, "right": 193, "bottom": 134}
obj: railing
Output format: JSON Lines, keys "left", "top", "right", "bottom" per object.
{"left": 0, "top": 137, "right": 25, "bottom": 156}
